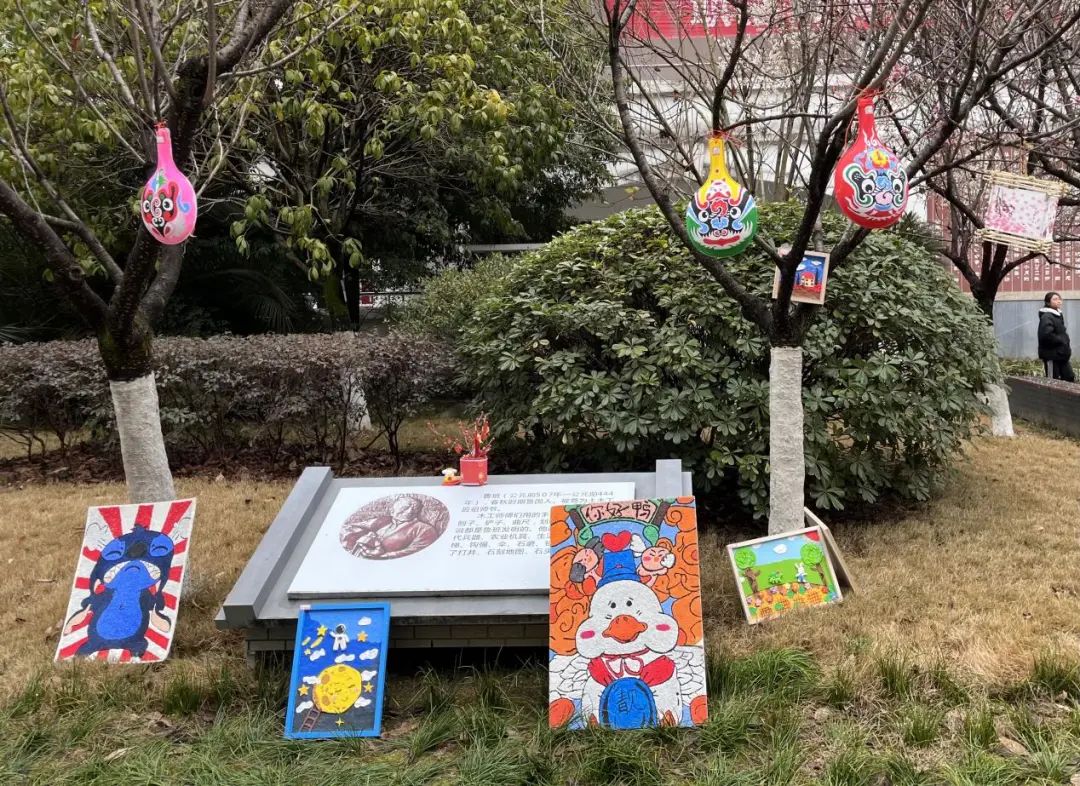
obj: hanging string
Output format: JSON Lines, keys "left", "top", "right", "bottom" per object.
{"left": 1019, "top": 136, "right": 1031, "bottom": 176}
{"left": 71, "top": 0, "right": 89, "bottom": 51}
{"left": 709, "top": 127, "right": 743, "bottom": 148}
{"left": 841, "top": 85, "right": 884, "bottom": 146}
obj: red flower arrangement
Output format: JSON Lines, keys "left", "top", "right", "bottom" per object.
{"left": 430, "top": 414, "right": 492, "bottom": 485}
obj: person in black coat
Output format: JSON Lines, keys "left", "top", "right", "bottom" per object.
{"left": 1038, "top": 291, "right": 1075, "bottom": 382}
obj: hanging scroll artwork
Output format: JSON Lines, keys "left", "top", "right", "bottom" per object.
{"left": 977, "top": 170, "right": 1067, "bottom": 253}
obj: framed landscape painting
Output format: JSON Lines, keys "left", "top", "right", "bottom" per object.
{"left": 727, "top": 526, "right": 842, "bottom": 624}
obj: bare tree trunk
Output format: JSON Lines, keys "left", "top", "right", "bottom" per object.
{"left": 983, "top": 382, "right": 1015, "bottom": 438}
{"left": 109, "top": 374, "right": 176, "bottom": 502}
{"left": 769, "top": 346, "right": 805, "bottom": 535}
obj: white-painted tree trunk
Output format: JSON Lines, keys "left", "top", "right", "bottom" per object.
{"left": 983, "top": 381, "right": 1015, "bottom": 437}
{"left": 769, "top": 346, "right": 806, "bottom": 535}
{"left": 344, "top": 371, "right": 372, "bottom": 431}
{"left": 109, "top": 373, "right": 176, "bottom": 503}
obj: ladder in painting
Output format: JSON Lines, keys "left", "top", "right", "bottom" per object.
{"left": 299, "top": 707, "right": 322, "bottom": 732}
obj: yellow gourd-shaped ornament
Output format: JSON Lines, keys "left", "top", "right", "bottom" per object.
{"left": 685, "top": 133, "right": 758, "bottom": 258}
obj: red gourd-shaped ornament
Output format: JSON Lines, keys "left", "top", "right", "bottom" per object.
{"left": 832, "top": 94, "right": 908, "bottom": 229}
{"left": 140, "top": 123, "right": 198, "bottom": 245}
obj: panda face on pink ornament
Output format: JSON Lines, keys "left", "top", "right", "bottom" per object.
{"left": 139, "top": 126, "right": 197, "bottom": 245}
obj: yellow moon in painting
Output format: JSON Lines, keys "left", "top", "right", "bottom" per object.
{"left": 312, "top": 664, "right": 363, "bottom": 714}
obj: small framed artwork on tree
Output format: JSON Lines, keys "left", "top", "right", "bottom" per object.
{"left": 977, "top": 171, "right": 1067, "bottom": 253}
{"left": 727, "top": 526, "right": 843, "bottom": 625}
{"left": 772, "top": 250, "right": 830, "bottom": 306}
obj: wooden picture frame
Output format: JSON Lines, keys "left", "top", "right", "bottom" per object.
{"left": 772, "top": 250, "right": 830, "bottom": 305}
{"left": 727, "top": 525, "right": 843, "bottom": 625}
{"left": 977, "top": 170, "right": 1067, "bottom": 253}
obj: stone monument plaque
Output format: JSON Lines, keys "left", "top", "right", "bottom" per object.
{"left": 287, "top": 482, "right": 634, "bottom": 597}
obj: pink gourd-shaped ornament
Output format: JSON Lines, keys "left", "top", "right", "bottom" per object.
{"left": 140, "top": 123, "right": 198, "bottom": 244}
{"left": 832, "top": 94, "right": 908, "bottom": 229}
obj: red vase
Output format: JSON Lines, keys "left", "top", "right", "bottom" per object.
{"left": 460, "top": 456, "right": 488, "bottom": 486}
{"left": 832, "top": 94, "right": 908, "bottom": 229}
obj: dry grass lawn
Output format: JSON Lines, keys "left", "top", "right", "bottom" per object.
{"left": 0, "top": 476, "right": 287, "bottom": 694}
{"left": 704, "top": 425, "right": 1080, "bottom": 683}
{"left": 3, "top": 425, "right": 1080, "bottom": 784}
{"left": 1, "top": 425, "right": 1078, "bottom": 692}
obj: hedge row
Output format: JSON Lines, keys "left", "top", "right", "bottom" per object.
{"left": 0, "top": 332, "right": 455, "bottom": 466}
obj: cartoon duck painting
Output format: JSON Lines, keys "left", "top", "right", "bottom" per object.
{"left": 552, "top": 531, "right": 703, "bottom": 728}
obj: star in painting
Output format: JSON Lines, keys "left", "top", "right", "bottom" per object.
{"left": 336, "top": 718, "right": 345, "bottom": 727}
{"left": 316, "top": 624, "right": 328, "bottom": 637}
{"left": 364, "top": 682, "right": 374, "bottom": 693}
{"left": 356, "top": 631, "right": 368, "bottom": 642}
{"left": 298, "top": 685, "right": 309, "bottom": 696}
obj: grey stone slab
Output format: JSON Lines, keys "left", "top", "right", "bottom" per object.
{"left": 218, "top": 466, "right": 333, "bottom": 627}
{"left": 219, "top": 461, "right": 693, "bottom": 637}
{"left": 654, "top": 459, "right": 684, "bottom": 498}
{"left": 288, "top": 481, "right": 634, "bottom": 597}
{"left": 1008, "top": 375, "right": 1080, "bottom": 437}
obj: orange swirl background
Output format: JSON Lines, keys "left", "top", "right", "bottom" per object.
{"left": 548, "top": 500, "right": 703, "bottom": 656}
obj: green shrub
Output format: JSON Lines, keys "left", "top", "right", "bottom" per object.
{"left": 395, "top": 255, "right": 514, "bottom": 341}
{"left": 458, "top": 203, "right": 999, "bottom": 517}
{"left": 0, "top": 332, "right": 454, "bottom": 466}
{"left": 0, "top": 340, "right": 109, "bottom": 458}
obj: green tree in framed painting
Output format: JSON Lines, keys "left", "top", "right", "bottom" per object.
{"left": 733, "top": 547, "right": 761, "bottom": 594}
{"left": 801, "top": 542, "right": 832, "bottom": 589}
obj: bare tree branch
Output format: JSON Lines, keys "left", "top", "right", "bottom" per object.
{"left": 133, "top": 0, "right": 179, "bottom": 103}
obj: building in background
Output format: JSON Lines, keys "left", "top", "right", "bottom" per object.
{"left": 925, "top": 195, "right": 1079, "bottom": 359}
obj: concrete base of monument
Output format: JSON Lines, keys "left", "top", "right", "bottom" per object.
{"left": 239, "top": 616, "right": 553, "bottom": 663}
{"left": 216, "top": 460, "right": 693, "bottom": 659}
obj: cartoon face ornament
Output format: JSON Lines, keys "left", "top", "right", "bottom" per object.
{"left": 685, "top": 133, "right": 758, "bottom": 258}
{"left": 832, "top": 94, "right": 908, "bottom": 229}
{"left": 140, "top": 124, "right": 198, "bottom": 244}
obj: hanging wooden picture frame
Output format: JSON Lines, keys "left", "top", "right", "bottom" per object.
{"left": 976, "top": 170, "right": 1067, "bottom": 253}
{"left": 772, "top": 250, "right": 831, "bottom": 306}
